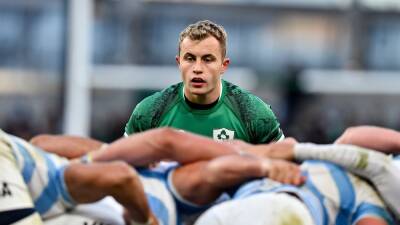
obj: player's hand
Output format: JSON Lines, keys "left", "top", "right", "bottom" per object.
{"left": 261, "top": 158, "right": 304, "bottom": 186}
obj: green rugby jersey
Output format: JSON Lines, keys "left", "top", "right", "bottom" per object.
{"left": 125, "top": 80, "right": 283, "bottom": 144}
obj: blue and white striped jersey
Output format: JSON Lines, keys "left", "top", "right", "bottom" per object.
{"left": 138, "top": 164, "right": 214, "bottom": 225}
{"left": 394, "top": 155, "right": 400, "bottom": 168}
{"left": 1, "top": 130, "right": 212, "bottom": 225}
{"left": 139, "top": 169, "right": 178, "bottom": 225}
{"left": 0, "top": 129, "right": 74, "bottom": 220}
{"left": 232, "top": 160, "right": 394, "bottom": 225}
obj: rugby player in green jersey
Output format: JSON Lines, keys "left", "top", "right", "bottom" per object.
{"left": 125, "top": 20, "right": 283, "bottom": 144}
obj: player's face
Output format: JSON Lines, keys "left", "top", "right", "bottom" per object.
{"left": 176, "top": 36, "right": 230, "bottom": 104}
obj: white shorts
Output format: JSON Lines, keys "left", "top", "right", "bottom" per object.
{"left": 195, "top": 192, "right": 315, "bottom": 225}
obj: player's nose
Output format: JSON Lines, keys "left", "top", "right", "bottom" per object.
{"left": 192, "top": 60, "right": 203, "bottom": 74}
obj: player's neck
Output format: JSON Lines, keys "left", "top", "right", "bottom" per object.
{"left": 184, "top": 95, "right": 219, "bottom": 110}
{"left": 185, "top": 92, "right": 219, "bottom": 104}
{"left": 184, "top": 81, "right": 222, "bottom": 105}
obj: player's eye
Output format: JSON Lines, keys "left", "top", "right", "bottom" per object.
{"left": 184, "top": 55, "right": 195, "bottom": 62}
{"left": 203, "top": 56, "right": 215, "bottom": 63}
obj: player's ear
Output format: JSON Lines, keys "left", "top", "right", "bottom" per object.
{"left": 176, "top": 55, "right": 180, "bottom": 65}
{"left": 221, "top": 58, "right": 230, "bottom": 74}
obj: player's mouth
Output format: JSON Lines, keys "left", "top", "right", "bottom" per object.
{"left": 191, "top": 78, "right": 206, "bottom": 87}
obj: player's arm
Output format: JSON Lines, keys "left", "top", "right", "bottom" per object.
{"left": 124, "top": 109, "right": 139, "bottom": 136}
{"left": 356, "top": 217, "right": 388, "bottom": 225}
{"left": 250, "top": 140, "right": 394, "bottom": 179}
{"left": 171, "top": 154, "right": 303, "bottom": 206}
{"left": 240, "top": 137, "right": 394, "bottom": 177}
{"left": 242, "top": 140, "right": 397, "bottom": 187}
{"left": 335, "top": 126, "right": 400, "bottom": 154}
{"left": 92, "top": 128, "right": 239, "bottom": 166}
{"left": 65, "top": 161, "right": 158, "bottom": 225}
{"left": 124, "top": 99, "right": 146, "bottom": 136}
{"left": 251, "top": 97, "right": 284, "bottom": 144}
{"left": 202, "top": 154, "right": 303, "bottom": 189}
{"left": 240, "top": 137, "right": 297, "bottom": 160}
{"left": 255, "top": 141, "right": 400, "bottom": 220}
{"left": 353, "top": 202, "right": 394, "bottom": 225}
{"left": 30, "top": 135, "right": 104, "bottom": 159}
{"left": 293, "top": 143, "right": 394, "bottom": 177}
{"left": 124, "top": 93, "right": 160, "bottom": 136}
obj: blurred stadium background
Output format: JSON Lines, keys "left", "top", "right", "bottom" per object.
{"left": 1, "top": 0, "right": 400, "bottom": 143}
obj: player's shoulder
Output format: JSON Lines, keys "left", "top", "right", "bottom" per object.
{"left": 135, "top": 82, "right": 182, "bottom": 115}
{"left": 223, "top": 80, "right": 282, "bottom": 143}
{"left": 224, "top": 81, "right": 276, "bottom": 124}
{"left": 223, "top": 79, "right": 256, "bottom": 99}
{"left": 127, "top": 82, "right": 182, "bottom": 133}
{"left": 223, "top": 80, "right": 274, "bottom": 116}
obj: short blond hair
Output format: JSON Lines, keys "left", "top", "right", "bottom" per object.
{"left": 178, "top": 20, "right": 227, "bottom": 57}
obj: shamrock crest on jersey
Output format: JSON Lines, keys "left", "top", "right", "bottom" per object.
{"left": 213, "top": 128, "right": 234, "bottom": 141}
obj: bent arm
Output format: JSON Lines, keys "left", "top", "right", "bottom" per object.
{"left": 92, "top": 128, "right": 239, "bottom": 166}
{"left": 335, "top": 126, "right": 400, "bottom": 154}
{"left": 172, "top": 155, "right": 303, "bottom": 206}
{"left": 30, "top": 135, "right": 104, "bottom": 159}
{"left": 65, "top": 162, "right": 157, "bottom": 225}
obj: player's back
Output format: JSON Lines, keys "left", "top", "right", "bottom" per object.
{"left": 301, "top": 160, "right": 393, "bottom": 225}
{"left": 233, "top": 160, "right": 393, "bottom": 225}
{"left": 138, "top": 167, "right": 178, "bottom": 225}
{"left": 0, "top": 129, "right": 73, "bottom": 220}
{"left": 138, "top": 163, "right": 215, "bottom": 225}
